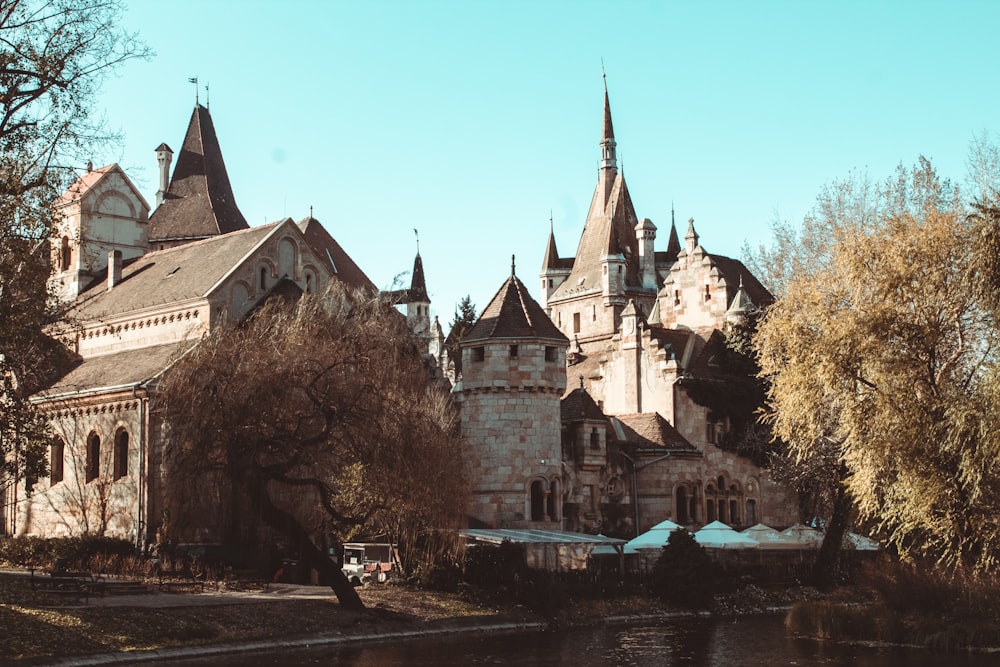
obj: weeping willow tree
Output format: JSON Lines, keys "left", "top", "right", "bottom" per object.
{"left": 155, "top": 283, "right": 470, "bottom": 609}
{"left": 756, "top": 157, "right": 1000, "bottom": 576}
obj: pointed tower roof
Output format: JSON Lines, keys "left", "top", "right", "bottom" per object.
{"left": 666, "top": 208, "right": 681, "bottom": 256}
{"left": 409, "top": 252, "right": 429, "bottom": 303}
{"left": 549, "top": 82, "right": 641, "bottom": 302}
{"left": 463, "top": 260, "right": 568, "bottom": 344}
{"left": 149, "top": 104, "right": 249, "bottom": 242}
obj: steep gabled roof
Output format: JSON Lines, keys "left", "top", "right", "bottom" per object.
{"left": 463, "top": 268, "right": 567, "bottom": 344}
{"left": 610, "top": 413, "right": 697, "bottom": 452}
{"left": 295, "top": 215, "right": 376, "bottom": 293}
{"left": 68, "top": 222, "right": 282, "bottom": 320}
{"left": 54, "top": 164, "right": 150, "bottom": 210}
{"left": 149, "top": 105, "right": 248, "bottom": 242}
{"left": 707, "top": 254, "right": 773, "bottom": 308}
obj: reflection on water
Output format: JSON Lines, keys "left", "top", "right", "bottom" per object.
{"left": 172, "top": 613, "right": 995, "bottom": 666}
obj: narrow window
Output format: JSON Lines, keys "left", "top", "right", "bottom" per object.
{"left": 674, "top": 289, "right": 680, "bottom": 306}
{"left": 592, "top": 304, "right": 597, "bottom": 322}
{"left": 746, "top": 499, "right": 757, "bottom": 526}
{"left": 86, "top": 433, "right": 100, "bottom": 482}
{"left": 260, "top": 267, "right": 268, "bottom": 290}
{"left": 545, "top": 346, "right": 556, "bottom": 362}
{"left": 530, "top": 480, "right": 545, "bottom": 521}
{"left": 114, "top": 430, "right": 129, "bottom": 480}
{"left": 572, "top": 312, "right": 581, "bottom": 334}
{"left": 60, "top": 236, "right": 71, "bottom": 271}
{"left": 509, "top": 344, "right": 518, "bottom": 358}
{"left": 50, "top": 439, "right": 64, "bottom": 484}
{"left": 305, "top": 273, "right": 313, "bottom": 294}
{"left": 590, "top": 428, "right": 600, "bottom": 450}
{"left": 471, "top": 347, "right": 485, "bottom": 362}
{"left": 704, "top": 284, "right": 711, "bottom": 301}
{"left": 729, "top": 499, "right": 739, "bottom": 526}
{"left": 676, "top": 486, "right": 689, "bottom": 524}
{"left": 706, "top": 499, "right": 716, "bottom": 523}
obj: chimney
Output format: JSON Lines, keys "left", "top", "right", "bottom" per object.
{"left": 108, "top": 250, "right": 122, "bottom": 291}
{"left": 155, "top": 143, "right": 173, "bottom": 207}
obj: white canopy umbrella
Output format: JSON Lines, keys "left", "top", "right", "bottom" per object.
{"left": 694, "top": 520, "right": 759, "bottom": 549}
{"left": 741, "top": 523, "right": 801, "bottom": 550}
{"left": 843, "top": 531, "right": 880, "bottom": 551}
{"left": 780, "top": 523, "right": 824, "bottom": 548}
{"left": 624, "top": 519, "right": 686, "bottom": 554}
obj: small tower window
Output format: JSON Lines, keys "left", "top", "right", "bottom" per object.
{"left": 573, "top": 313, "right": 581, "bottom": 334}
{"left": 471, "top": 347, "right": 485, "bottom": 362}
{"left": 509, "top": 345, "right": 518, "bottom": 358}
{"left": 590, "top": 428, "right": 600, "bottom": 450}
{"left": 705, "top": 284, "right": 711, "bottom": 301}
{"left": 544, "top": 346, "right": 557, "bottom": 362}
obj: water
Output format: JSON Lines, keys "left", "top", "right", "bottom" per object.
{"left": 171, "top": 614, "right": 995, "bottom": 666}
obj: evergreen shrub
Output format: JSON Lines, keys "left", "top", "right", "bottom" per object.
{"left": 650, "top": 528, "right": 719, "bottom": 608}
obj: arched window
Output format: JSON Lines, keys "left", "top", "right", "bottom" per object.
{"left": 706, "top": 499, "right": 716, "bottom": 523}
{"left": 86, "top": 433, "right": 100, "bottom": 482}
{"left": 305, "top": 273, "right": 313, "bottom": 294}
{"left": 530, "top": 480, "right": 545, "bottom": 522}
{"left": 50, "top": 439, "right": 65, "bottom": 484}
{"left": 745, "top": 499, "right": 757, "bottom": 526}
{"left": 259, "top": 266, "right": 268, "bottom": 290}
{"left": 60, "top": 236, "right": 71, "bottom": 271}
{"left": 113, "top": 429, "right": 129, "bottom": 480}
{"left": 676, "top": 486, "right": 689, "bottom": 524}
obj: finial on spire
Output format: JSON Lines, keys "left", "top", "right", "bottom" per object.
{"left": 188, "top": 76, "right": 199, "bottom": 105}
{"left": 671, "top": 201, "right": 675, "bottom": 226}
{"left": 549, "top": 210, "right": 553, "bottom": 231}
{"left": 601, "top": 58, "right": 607, "bottom": 92}
{"left": 205, "top": 81, "right": 210, "bottom": 109}
{"left": 511, "top": 254, "right": 516, "bottom": 276}
{"left": 413, "top": 228, "right": 420, "bottom": 254}
{"left": 309, "top": 205, "right": 313, "bottom": 219}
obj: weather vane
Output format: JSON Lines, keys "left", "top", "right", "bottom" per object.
{"left": 188, "top": 76, "right": 198, "bottom": 105}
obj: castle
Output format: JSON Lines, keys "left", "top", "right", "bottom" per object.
{"left": 3, "top": 84, "right": 797, "bottom": 547}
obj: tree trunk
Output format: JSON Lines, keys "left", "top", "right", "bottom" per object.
{"left": 246, "top": 477, "right": 365, "bottom": 610}
{"left": 811, "top": 473, "right": 852, "bottom": 591}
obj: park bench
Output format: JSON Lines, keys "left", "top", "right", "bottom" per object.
{"left": 29, "top": 567, "right": 105, "bottom": 603}
{"left": 156, "top": 563, "right": 205, "bottom": 591}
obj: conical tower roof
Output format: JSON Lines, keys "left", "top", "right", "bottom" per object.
{"left": 149, "top": 104, "right": 248, "bottom": 242}
{"left": 463, "top": 259, "right": 568, "bottom": 344}
{"left": 409, "top": 252, "right": 429, "bottom": 302}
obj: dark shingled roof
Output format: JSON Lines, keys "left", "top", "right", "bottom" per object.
{"left": 611, "top": 413, "right": 697, "bottom": 452}
{"left": 149, "top": 105, "right": 249, "bottom": 242}
{"left": 707, "top": 254, "right": 773, "bottom": 308}
{"left": 463, "top": 272, "right": 568, "bottom": 344}
{"left": 69, "top": 223, "right": 281, "bottom": 321}
{"left": 295, "top": 216, "right": 377, "bottom": 293}
{"left": 561, "top": 384, "right": 607, "bottom": 423}
{"left": 36, "top": 341, "right": 195, "bottom": 399}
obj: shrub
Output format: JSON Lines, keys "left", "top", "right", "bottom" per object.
{"left": 649, "top": 529, "right": 719, "bottom": 608}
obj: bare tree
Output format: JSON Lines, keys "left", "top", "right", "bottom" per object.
{"left": 0, "top": 0, "right": 149, "bottom": 496}
{"left": 155, "top": 284, "right": 470, "bottom": 609}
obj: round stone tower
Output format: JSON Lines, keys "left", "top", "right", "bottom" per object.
{"left": 455, "top": 259, "right": 569, "bottom": 528}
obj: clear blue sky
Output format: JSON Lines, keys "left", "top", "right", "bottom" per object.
{"left": 93, "top": 0, "right": 999, "bottom": 324}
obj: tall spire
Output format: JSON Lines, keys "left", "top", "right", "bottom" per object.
{"left": 600, "top": 70, "right": 617, "bottom": 172}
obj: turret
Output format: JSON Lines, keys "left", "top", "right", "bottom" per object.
{"left": 155, "top": 143, "right": 173, "bottom": 207}
{"left": 636, "top": 217, "right": 657, "bottom": 290}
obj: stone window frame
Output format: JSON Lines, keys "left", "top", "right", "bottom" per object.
{"left": 50, "top": 438, "right": 65, "bottom": 485}
{"left": 113, "top": 428, "right": 130, "bottom": 480}
{"left": 86, "top": 431, "right": 101, "bottom": 483}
